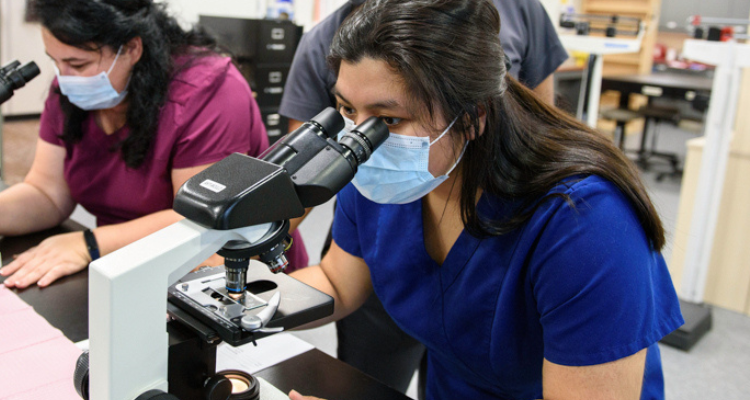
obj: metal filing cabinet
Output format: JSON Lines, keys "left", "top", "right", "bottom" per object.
{"left": 199, "top": 16, "right": 302, "bottom": 144}
{"left": 260, "top": 108, "right": 289, "bottom": 143}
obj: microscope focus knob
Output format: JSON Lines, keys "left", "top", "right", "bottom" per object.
{"left": 204, "top": 375, "right": 233, "bottom": 400}
{"left": 73, "top": 351, "right": 90, "bottom": 400}
{"left": 240, "top": 314, "right": 263, "bottom": 331}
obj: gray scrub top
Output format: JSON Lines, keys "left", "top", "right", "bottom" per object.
{"left": 280, "top": 0, "right": 568, "bottom": 122}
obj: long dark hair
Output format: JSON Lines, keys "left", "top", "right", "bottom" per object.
{"left": 33, "top": 0, "right": 220, "bottom": 168}
{"left": 329, "top": 0, "right": 665, "bottom": 250}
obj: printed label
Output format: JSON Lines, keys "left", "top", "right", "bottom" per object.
{"left": 266, "top": 113, "right": 281, "bottom": 126}
{"left": 271, "top": 28, "right": 285, "bottom": 40}
{"left": 641, "top": 86, "right": 663, "bottom": 97}
{"left": 200, "top": 179, "right": 227, "bottom": 193}
{"left": 269, "top": 71, "right": 283, "bottom": 83}
{"left": 268, "top": 128, "right": 282, "bottom": 137}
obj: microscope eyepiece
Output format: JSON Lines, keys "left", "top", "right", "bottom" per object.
{"left": 337, "top": 116, "right": 389, "bottom": 166}
{"left": 0, "top": 60, "right": 40, "bottom": 105}
{"left": 310, "top": 107, "right": 345, "bottom": 138}
{"left": 18, "top": 61, "right": 41, "bottom": 83}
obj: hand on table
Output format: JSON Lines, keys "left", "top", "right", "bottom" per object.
{"left": 289, "top": 390, "right": 327, "bottom": 400}
{"left": 0, "top": 231, "right": 90, "bottom": 288}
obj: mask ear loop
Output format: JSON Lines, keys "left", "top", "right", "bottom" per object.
{"left": 442, "top": 139, "right": 468, "bottom": 177}
{"left": 429, "top": 115, "right": 459, "bottom": 146}
{"left": 106, "top": 45, "right": 124, "bottom": 75}
{"left": 108, "top": 45, "right": 132, "bottom": 95}
{"left": 430, "top": 115, "right": 467, "bottom": 177}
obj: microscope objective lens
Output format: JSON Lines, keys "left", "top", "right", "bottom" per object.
{"left": 224, "top": 263, "right": 248, "bottom": 295}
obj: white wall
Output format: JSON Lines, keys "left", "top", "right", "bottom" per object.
{"left": 541, "top": 0, "right": 562, "bottom": 27}
{"left": 158, "top": 0, "right": 267, "bottom": 27}
{"left": 160, "top": 0, "right": 338, "bottom": 33}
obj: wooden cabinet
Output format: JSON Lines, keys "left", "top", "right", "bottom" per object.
{"left": 581, "top": 0, "right": 662, "bottom": 76}
{"left": 670, "top": 67, "right": 750, "bottom": 316}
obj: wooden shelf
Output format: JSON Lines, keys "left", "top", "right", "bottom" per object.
{"left": 582, "top": 0, "right": 660, "bottom": 16}
{"left": 604, "top": 54, "right": 642, "bottom": 65}
{"left": 583, "top": 3, "right": 653, "bottom": 16}
{"left": 581, "top": 0, "right": 662, "bottom": 76}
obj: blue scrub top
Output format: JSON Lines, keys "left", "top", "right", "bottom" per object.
{"left": 332, "top": 175, "right": 684, "bottom": 400}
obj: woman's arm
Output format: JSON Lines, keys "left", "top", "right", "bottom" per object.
{"left": 286, "top": 349, "right": 647, "bottom": 400}
{"left": 290, "top": 239, "right": 373, "bottom": 327}
{"left": 0, "top": 139, "right": 76, "bottom": 235}
{"left": 542, "top": 349, "right": 647, "bottom": 400}
{"left": 92, "top": 164, "right": 208, "bottom": 256}
{"left": 1, "top": 162, "right": 218, "bottom": 288}
{"left": 533, "top": 75, "right": 555, "bottom": 105}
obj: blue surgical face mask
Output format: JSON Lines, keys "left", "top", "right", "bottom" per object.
{"left": 348, "top": 115, "right": 467, "bottom": 204}
{"left": 55, "top": 46, "right": 129, "bottom": 111}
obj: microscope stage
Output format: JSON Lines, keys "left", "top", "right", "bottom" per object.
{"left": 168, "top": 262, "right": 333, "bottom": 346}
{"left": 175, "top": 272, "right": 269, "bottom": 321}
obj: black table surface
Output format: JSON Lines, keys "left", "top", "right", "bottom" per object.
{"left": 0, "top": 219, "right": 90, "bottom": 343}
{"left": 256, "top": 349, "right": 410, "bottom": 400}
{"left": 602, "top": 72, "right": 713, "bottom": 93}
{"left": 601, "top": 72, "right": 713, "bottom": 104}
{"left": 0, "top": 219, "right": 409, "bottom": 400}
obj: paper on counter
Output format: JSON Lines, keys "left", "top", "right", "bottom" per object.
{"left": 216, "top": 332, "right": 314, "bottom": 375}
{"left": 0, "top": 286, "right": 81, "bottom": 400}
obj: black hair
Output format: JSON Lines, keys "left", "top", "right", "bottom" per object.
{"left": 33, "top": 0, "right": 220, "bottom": 168}
{"left": 329, "top": 0, "right": 665, "bottom": 250}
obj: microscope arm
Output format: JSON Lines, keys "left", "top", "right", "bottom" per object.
{"left": 88, "top": 219, "right": 274, "bottom": 400}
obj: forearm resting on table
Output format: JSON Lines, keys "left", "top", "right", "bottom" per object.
{"left": 288, "top": 208, "right": 312, "bottom": 234}
{"left": 289, "top": 242, "right": 373, "bottom": 329}
{"left": 290, "top": 263, "right": 370, "bottom": 328}
{"left": 0, "top": 182, "right": 73, "bottom": 236}
{"left": 92, "top": 209, "right": 184, "bottom": 257}
{"left": 92, "top": 209, "right": 224, "bottom": 266}
{"left": 289, "top": 265, "right": 349, "bottom": 329}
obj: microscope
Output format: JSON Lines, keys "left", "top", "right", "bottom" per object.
{"left": 0, "top": 60, "right": 40, "bottom": 104}
{"left": 77, "top": 108, "right": 388, "bottom": 400}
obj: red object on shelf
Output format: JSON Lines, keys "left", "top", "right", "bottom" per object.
{"left": 720, "top": 26, "right": 734, "bottom": 41}
{"left": 653, "top": 43, "right": 667, "bottom": 62}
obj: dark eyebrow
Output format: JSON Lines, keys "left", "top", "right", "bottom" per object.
{"left": 45, "top": 51, "right": 88, "bottom": 63}
{"left": 332, "top": 86, "right": 401, "bottom": 110}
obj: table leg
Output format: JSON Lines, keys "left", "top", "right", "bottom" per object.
{"left": 585, "top": 54, "right": 604, "bottom": 128}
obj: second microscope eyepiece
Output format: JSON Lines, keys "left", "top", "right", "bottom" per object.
{"left": 310, "top": 107, "right": 345, "bottom": 138}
